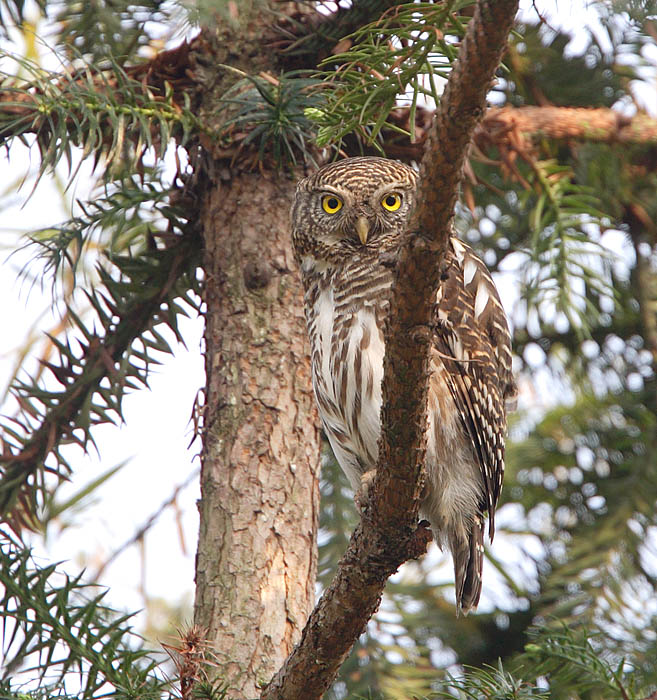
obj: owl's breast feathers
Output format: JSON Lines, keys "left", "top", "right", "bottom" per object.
{"left": 299, "top": 234, "right": 516, "bottom": 613}
{"left": 301, "top": 238, "right": 516, "bottom": 532}
{"left": 302, "top": 256, "right": 392, "bottom": 490}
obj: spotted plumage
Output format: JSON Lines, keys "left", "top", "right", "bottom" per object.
{"left": 291, "top": 156, "right": 516, "bottom": 613}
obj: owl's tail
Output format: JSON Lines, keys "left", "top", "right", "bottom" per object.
{"left": 450, "top": 514, "right": 485, "bottom": 615}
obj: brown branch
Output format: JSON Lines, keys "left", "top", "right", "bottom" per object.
{"left": 259, "top": 1, "right": 519, "bottom": 698}
{"left": 383, "top": 105, "right": 657, "bottom": 163}
{"left": 477, "top": 105, "right": 657, "bottom": 147}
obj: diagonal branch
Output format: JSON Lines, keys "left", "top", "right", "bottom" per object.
{"left": 0, "top": 230, "right": 201, "bottom": 527}
{"left": 260, "top": 1, "right": 519, "bottom": 698}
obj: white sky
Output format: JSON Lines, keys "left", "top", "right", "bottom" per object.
{"left": 1, "top": 0, "right": 656, "bottom": 671}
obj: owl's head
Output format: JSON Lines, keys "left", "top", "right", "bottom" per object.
{"left": 291, "top": 156, "right": 417, "bottom": 272}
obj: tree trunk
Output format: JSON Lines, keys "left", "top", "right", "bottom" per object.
{"left": 194, "top": 168, "right": 321, "bottom": 698}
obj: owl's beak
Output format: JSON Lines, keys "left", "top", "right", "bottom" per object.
{"left": 355, "top": 216, "right": 370, "bottom": 245}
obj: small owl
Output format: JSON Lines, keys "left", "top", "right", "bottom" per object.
{"left": 291, "top": 156, "right": 516, "bottom": 613}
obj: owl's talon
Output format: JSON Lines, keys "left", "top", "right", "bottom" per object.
{"left": 409, "top": 523, "right": 433, "bottom": 560}
{"left": 354, "top": 469, "right": 376, "bottom": 511}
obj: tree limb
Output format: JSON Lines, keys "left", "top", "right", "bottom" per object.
{"left": 383, "top": 105, "right": 657, "bottom": 162}
{"left": 260, "top": 1, "right": 519, "bottom": 698}
{"left": 478, "top": 105, "right": 657, "bottom": 146}
{"left": 0, "top": 230, "right": 201, "bottom": 528}
{"left": 0, "top": 38, "right": 200, "bottom": 144}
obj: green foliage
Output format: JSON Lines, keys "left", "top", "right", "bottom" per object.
{"left": 215, "top": 69, "right": 322, "bottom": 168}
{"left": 519, "top": 159, "right": 616, "bottom": 336}
{"left": 433, "top": 659, "right": 548, "bottom": 699}
{"left": 427, "top": 625, "right": 655, "bottom": 700}
{"left": 0, "top": 539, "right": 165, "bottom": 697}
{"left": 310, "top": 1, "right": 472, "bottom": 150}
{"left": 0, "top": 182, "right": 202, "bottom": 528}
{"left": 24, "top": 172, "right": 182, "bottom": 284}
{"left": 0, "top": 50, "right": 197, "bottom": 188}
{"left": 0, "top": 538, "right": 231, "bottom": 699}
{"left": 517, "top": 625, "right": 653, "bottom": 700}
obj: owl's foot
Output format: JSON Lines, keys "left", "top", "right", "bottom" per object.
{"left": 408, "top": 520, "right": 433, "bottom": 560}
{"left": 354, "top": 469, "right": 377, "bottom": 511}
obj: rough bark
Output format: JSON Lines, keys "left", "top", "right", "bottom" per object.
{"left": 261, "top": 1, "right": 519, "bottom": 698}
{"left": 381, "top": 105, "right": 657, "bottom": 163}
{"left": 195, "top": 167, "right": 321, "bottom": 699}
{"left": 478, "top": 106, "right": 657, "bottom": 146}
{"left": 185, "top": 5, "right": 326, "bottom": 697}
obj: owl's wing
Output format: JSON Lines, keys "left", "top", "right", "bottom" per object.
{"left": 431, "top": 237, "right": 517, "bottom": 540}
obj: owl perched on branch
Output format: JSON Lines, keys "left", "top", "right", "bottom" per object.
{"left": 291, "top": 156, "right": 516, "bottom": 613}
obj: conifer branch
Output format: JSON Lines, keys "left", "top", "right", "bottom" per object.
{"left": 0, "top": 542, "right": 164, "bottom": 692}
{"left": 306, "top": 3, "right": 469, "bottom": 152}
{"left": 0, "top": 41, "right": 199, "bottom": 171}
{"left": 260, "top": 1, "right": 519, "bottom": 697}
{"left": 0, "top": 226, "right": 201, "bottom": 530}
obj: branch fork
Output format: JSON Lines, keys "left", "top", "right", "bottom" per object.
{"left": 260, "top": 1, "right": 520, "bottom": 698}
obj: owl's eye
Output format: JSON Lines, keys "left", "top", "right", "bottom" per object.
{"left": 321, "top": 195, "right": 343, "bottom": 214}
{"left": 381, "top": 193, "right": 402, "bottom": 211}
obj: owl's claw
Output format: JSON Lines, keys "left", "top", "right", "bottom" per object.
{"left": 354, "top": 469, "right": 377, "bottom": 511}
{"left": 408, "top": 521, "right": 433, "bottom": 560}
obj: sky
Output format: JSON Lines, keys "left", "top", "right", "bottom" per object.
{"left": 1, "top": 0, "right": 656, "bottom": 664}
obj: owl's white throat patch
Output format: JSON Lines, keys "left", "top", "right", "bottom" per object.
{"left": 301, "top": 255, "right": 331, "bottom": 275}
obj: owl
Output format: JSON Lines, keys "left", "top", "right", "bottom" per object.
{"left": 291, "top": 156, "right": 517, "bottom": 613}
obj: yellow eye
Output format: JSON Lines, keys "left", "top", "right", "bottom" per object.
{"left": 321, "top": 195, "right": 343, "bottom": 214}
{"left": 381, "top": 193, "right": 402, "bottom": 211}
